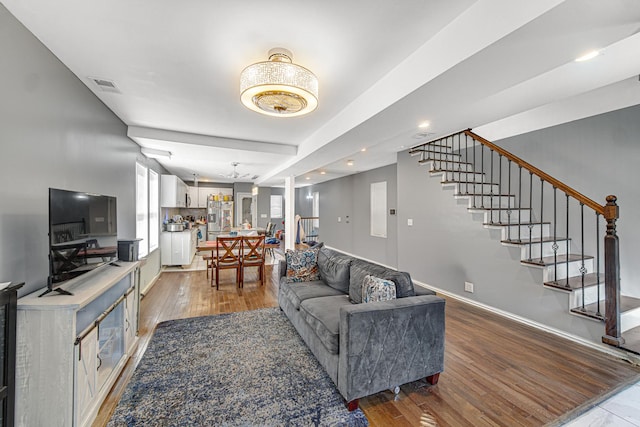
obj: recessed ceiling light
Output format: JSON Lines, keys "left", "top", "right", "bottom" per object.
{"left": 418, "top": 121, "right": 430, "bottom": 129}
{"left": 320, "top": 171, "right": 326, "bottom": 175}
{"left": 305, "top": 176, "right": 311, "bottom": 180}
{"left": 347, "top": 160, "right": 354, "bottom": 166}
{"left": 575, "top": 50, "right": 600, "bottom": 62}
{"left": 361, "top": 148, "right": 366, "bottom": 152}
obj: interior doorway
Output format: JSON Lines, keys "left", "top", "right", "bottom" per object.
{"left": 236, "top": 192, "right": 254, "bottom": 227}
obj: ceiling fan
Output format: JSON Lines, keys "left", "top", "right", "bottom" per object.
{"left": 219, "top": 162, "right": 258, "bottom": 180}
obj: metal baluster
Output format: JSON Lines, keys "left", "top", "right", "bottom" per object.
{"left": 596, "top": 213, "right": 601, "bottom": 317}
{"left": 457, "top": 135, "right": 461, "bottom": 184}
{"left": 498, "top": 154, "right": 502, "bottom": 224}
{"left": 490, "top": 149, "right": 494, "bottom": 224}
{"left": 566, "top": 194, "right": 570, "bottom": 288}
{"left": 528, "top": 172, "right": 533, "bottom": 261}
{"left": 472, "top": 135, "right": 477, "bottom": 209}
{"left": 480, "top": 144, "right": 485, "bottom": 209}
{"left": 465, "top": 134, "right": 469, "bottom": 195}
{"left": 518, "top": 166, "right": 522, "bottom": 242}
{"left": 580, "top": 203, "right": 586, "bottom": 310}
{"left": 552, "top": 187, "right": 558, "bottom": 284}
{"left": 539, "top": 178, "right": 544, "bottom": 264}
{"left": 507, "top": 160, "right": 512, "bottom": 240}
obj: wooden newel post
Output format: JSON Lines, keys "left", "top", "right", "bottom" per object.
{"left": 602, "top": 195, "right": 624, "bottom": 347}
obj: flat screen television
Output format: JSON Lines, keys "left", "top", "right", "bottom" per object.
{"left": 43, "top": 188, "right": 118, "bottom": 296}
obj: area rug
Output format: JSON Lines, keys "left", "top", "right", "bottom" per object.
{"left": 107, "top": 308, "right": 368, "bottom": 426}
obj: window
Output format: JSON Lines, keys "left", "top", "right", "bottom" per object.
{"left": 148, "top": 170, "right": 159, "bottom": 252}
{"left": 370, "top": 181, "right": 387, "bottom": 238}
{"left": 270, "top": 194, "right": 283, "bottom": 218}
{"left": 135, "top": 163, "right": 160, "bottom": 258}
{"left": 135, "top": 163, "right": 149, "bottom": 257}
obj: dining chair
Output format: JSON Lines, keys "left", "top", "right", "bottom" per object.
{"left": 214, "top": 236, "right": 242, "bottom": 289}
{"left": 240, "top": 235, "right": 265, "bottom": 288}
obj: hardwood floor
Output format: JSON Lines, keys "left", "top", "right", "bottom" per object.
{"left": 93, "top": 265, "right": 640, "bottom": 426}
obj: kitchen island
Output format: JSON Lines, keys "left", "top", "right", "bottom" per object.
{"left": 160, "top": 227, "right": 199, "bottom": 266}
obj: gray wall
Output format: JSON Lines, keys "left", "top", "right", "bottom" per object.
{"left": 397, "top": 104, "right": 640, "bottom": 342}
{"left": 0, "top": 5, "right": 163, "bottom": 296}
{"left": 495, "top": 105, "right": 640, "bottom": 297}
{"left": 300, "top": 164, "right": 398, "bottom": 267}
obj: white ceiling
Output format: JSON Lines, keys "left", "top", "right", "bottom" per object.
{"left": 4, "top": 0, "right": 640, "bottom": 187}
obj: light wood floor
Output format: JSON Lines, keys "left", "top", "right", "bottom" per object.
{"left": 93, "top": 265, "right": 640, "bottom": 427}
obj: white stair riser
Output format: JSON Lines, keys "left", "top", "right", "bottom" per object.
{"left": 477, "top": 209, "right": 531, "bottom": 223}
{"left": 443, "top": 182, "right": 498, "bottom": 193}
{"left": 424, "top": 161, "right": 475, "bottom": 172}
{"left": 622, "top": 307, "right": 640, "bottom": 332}
{"left": 495, "top": 223, "right": 550, "bottom": 239}
{"left": 542, "top": 258, "right": 594, "bottom": 282}
{"left": 421, "top": 153, "right": 460, "bottom": 161}
{"left": 521, "top": 240, "right": 570, "bottom": 259}
{"left": 459, "top": 195, "right": 515, "bottom": 208}
{"left": 570, "top": 284, "right": 605, "bottom": 309}
{"left": 435, "top": 171, "right": 485, "bottom": 183}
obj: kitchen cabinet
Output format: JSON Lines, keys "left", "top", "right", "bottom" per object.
{"left": 161, "top": 175, "right": 188, "bottom": 208}
{"left": 160, "top": 228, "right": 198, "bottom": 266}
{"left": 16, "top": 263, "right": 140, "bottom": 427}
{"left": 188, "top": 186, "right": 199, "bottom": 208}
{"left": 197, "top": 187, "right": 210, "bottom": 208}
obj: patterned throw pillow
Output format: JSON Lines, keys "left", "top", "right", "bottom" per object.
{"left": 285, "top": 246, "right": 321, "bottom": 282}
{"left": 361, "top": 275, "right": 396, "bottom": 303}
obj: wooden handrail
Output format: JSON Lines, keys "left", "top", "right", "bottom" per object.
{"left": 462, "top": 130, "right": 606, "bottom": 216}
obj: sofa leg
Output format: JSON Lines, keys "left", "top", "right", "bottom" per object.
{"left": 426, "top": 373, "right": 440, "bottom": 385}
{"left": 346, "top": 399, "right": 359, "bottom": 411}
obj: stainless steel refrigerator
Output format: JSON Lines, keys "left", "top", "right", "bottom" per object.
{"left": 207, "top": 200, "right": 233, "bottom": 239}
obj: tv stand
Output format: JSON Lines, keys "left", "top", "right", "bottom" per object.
{"left": 16, "top": 261, "right": 140, "bottom": 427}
{"left": 38, "top": 286, "right": 73, "bottom": 297}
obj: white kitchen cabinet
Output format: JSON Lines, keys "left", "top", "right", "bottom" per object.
{"left": 16, "top": 262, "right": 140, "bottom": 427}
{"left": 160, "top": 229, "right": 197, "bottom": 265}
{"left": 161, "top": 175, "right": 188, "bottom": 207}
{"left": 188, "top": 186, "right": 199, "bottom": 208}
{"left": 197, "top": 187, "right": 210, "bottom": 208}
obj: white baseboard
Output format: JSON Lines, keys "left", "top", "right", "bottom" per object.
{"left": 413, "top": 280, "right": 640, "bottom": 365}
{"left": 140, "top": 271, "right": 161, "bottom": 298}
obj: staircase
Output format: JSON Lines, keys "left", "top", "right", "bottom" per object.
{"left": 410, "top": 129, "right": 640, "bottom": 355}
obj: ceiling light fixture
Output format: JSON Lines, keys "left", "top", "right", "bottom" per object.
{"left": 320, "top": 171, "right": 326, "bottom": 175}
{"left": 347, "top": 160, "right": 354, "bottom": 166}
{"left": 361, "top": 148, "right": 367, "bottom": 152}
{"left": 240, "top": 48, "right": 319, "bottom": 117}
{"left": 141, "top": 147, "right": 172, "bottom": 159}
{"left": 575, "top": 50, "right": 600, "bottom": 62}
{"left": 418, "top": 121, "right": 430, "bottom": 128}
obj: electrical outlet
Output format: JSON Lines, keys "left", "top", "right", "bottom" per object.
{"left": 407, "top": 218, "right": 413, "bottom": 226}
{"left": 260, "top": 214, "right": 267, "bottom": 218}
{"left": 464, "top": 281, "right": 474, "bottom": 293}
{"left": 338, "top": 216, "right": 341, "bottom": 223}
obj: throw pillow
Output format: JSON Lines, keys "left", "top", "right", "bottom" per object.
{"left": 285, "top": 246, "right": 321, "bottom": 283}
{"left": 361, "top": 275, "right": 396, "bottom": 303}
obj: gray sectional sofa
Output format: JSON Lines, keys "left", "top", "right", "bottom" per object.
{"left": 278, "top": 246, "right": 445, "bottom": 410}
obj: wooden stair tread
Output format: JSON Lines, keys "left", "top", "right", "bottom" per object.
{"left": 469, "top": 207, "right": 529, "bottom": 211}
{"left": 544, "top": 273, "right": 604, "bottom": 291}
{"left": 432, "top": 169, "right": 483, "bottom": 174}
{"left": 502, "top": 236, "right": 570, "bottom": 245}
{"left": 622, "top": 325, "right": 640, "bottom": 355}
{"left": 419, "top": 150, "right": 461, "bottom": 157}
{"left": 521, "top": 253, "right": 594, "bottom": 267}
{"left": 572, "top": 296, "right": 640, "bottom": 322}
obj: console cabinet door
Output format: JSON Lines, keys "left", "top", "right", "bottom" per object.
{"left": 124, "top": 290, "right": 137, "bottom": 352}
{"left": 74, "top": 327, "right": 98, "bottom": 427}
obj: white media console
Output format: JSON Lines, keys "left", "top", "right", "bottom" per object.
{"left": 15, "top": 262, "right": 140, "bottom": 427}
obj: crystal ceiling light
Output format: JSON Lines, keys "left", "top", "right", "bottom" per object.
{"left": 240, "top": 48, "right": 318, "bottom": 117}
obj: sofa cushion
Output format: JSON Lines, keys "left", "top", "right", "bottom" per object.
{"left": 318, "top": 249, "right": 351, "bottom": 293}
{"left": 349, "top": 261, "right": 390, "bottom": 304}
{"left": 299, "top": 295, "right": 352, "bottom": 355}
{"left": 285, "top": 245, "right": 322, "bottom": 282}
{"left": 362, "top": 275, "right": 396, "bottom": 303}
{"left": 280, "top": 280, "right": 345, "bottom": 310}
{"left": 383, "top": 270, "right": 416, "bottom": 298}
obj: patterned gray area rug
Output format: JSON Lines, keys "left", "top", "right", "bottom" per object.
{"left": 108, "top": 308, "right": 368, "bottom": 426}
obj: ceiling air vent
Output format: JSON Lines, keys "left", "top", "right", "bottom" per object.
{"left": 88, "top": 77, "right": 121, "bottom": 94}
{"left": 412, "top": 131, "right": 435, "bottom": 139}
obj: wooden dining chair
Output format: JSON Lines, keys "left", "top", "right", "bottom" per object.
{"left": 214, "top": 236, "right": 242, "bottom": 290}
{"left": 240, "top": 235, "right": 265, "bottom": 288}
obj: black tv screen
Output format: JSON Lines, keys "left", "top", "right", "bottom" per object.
{"left": 47, "top": 188, "right": 118, "bottom": 294}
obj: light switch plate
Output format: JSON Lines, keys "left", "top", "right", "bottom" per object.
{"left": 407, "top": 218, "right": 413, "bottom": 226}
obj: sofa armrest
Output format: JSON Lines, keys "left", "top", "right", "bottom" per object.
{"left": 278, "top": 259, "right": 287, "bottom": 278}
{"left": 338, "top": 295, "right": 445, "bottom": 402}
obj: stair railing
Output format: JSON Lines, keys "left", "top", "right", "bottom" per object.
{"left": 409, "top": 129, "right": 623, "bottom": 347}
